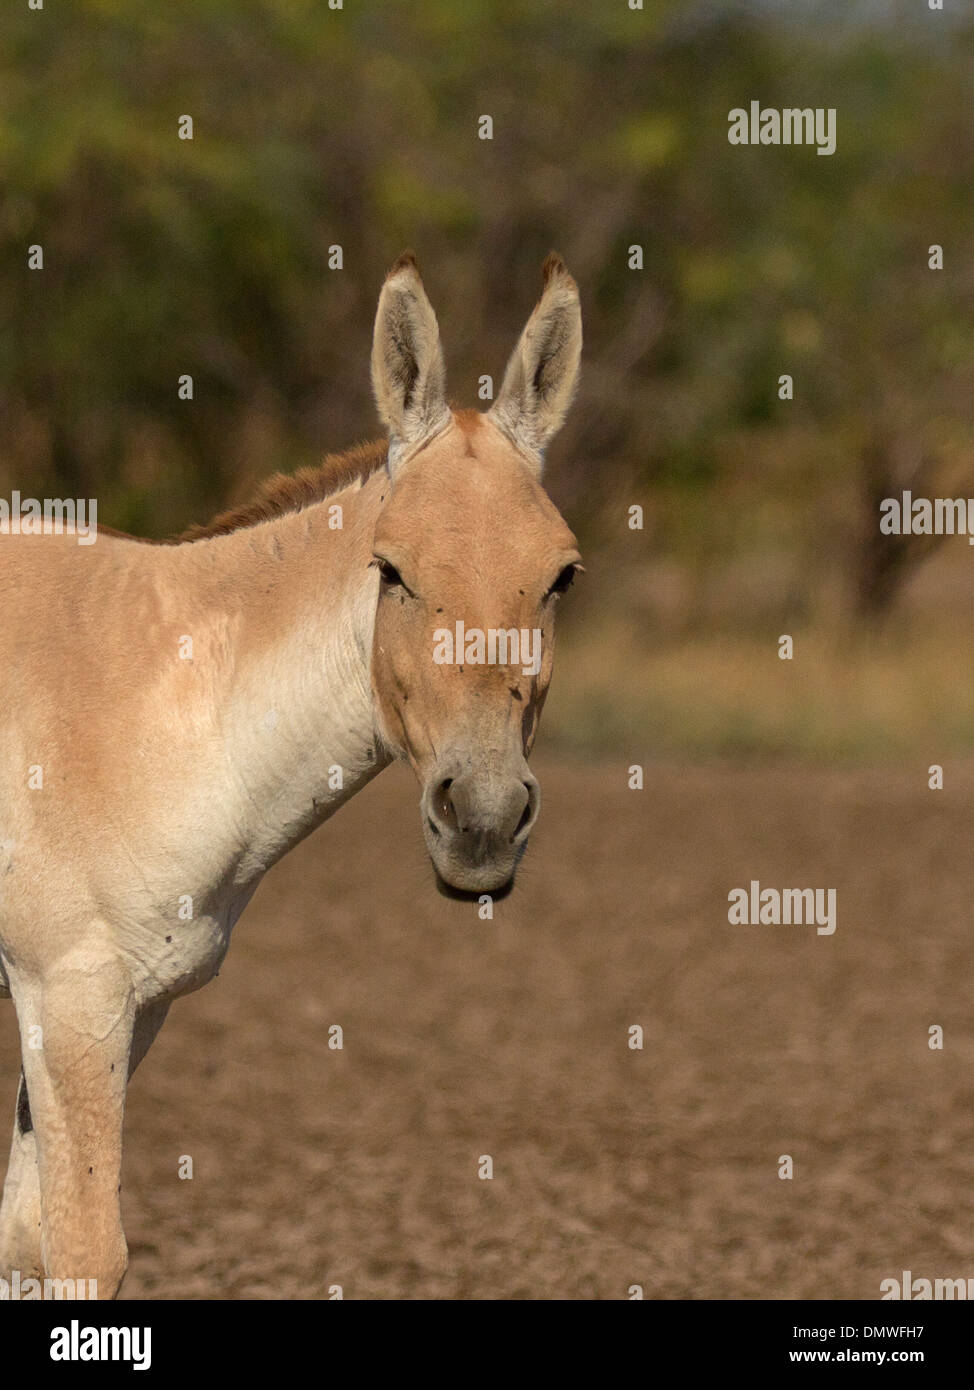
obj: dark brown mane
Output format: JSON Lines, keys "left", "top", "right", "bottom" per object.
{"left": 97, "top": 438, "right": 389, "bottom": 545}
{"left": 103, "top": 410, "right": 483, "bottom": 544}
{"left": 173, "top": 413, "right": 485, "bottom": 542}
{"left": 177, "top": 437, "right": 388, "bottom": 542}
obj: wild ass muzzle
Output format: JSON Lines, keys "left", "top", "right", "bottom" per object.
{"left": 0, "top": 252, "right": 583, "bottom": 1298}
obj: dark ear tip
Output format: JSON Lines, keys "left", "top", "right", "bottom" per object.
{"left": 542, "top": 251, "right": 569, "bottom": 285}
{"left": 388, "top": 249, "right": 420, "bottom": 278}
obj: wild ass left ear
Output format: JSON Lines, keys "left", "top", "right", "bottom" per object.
{"left": 371, "top": 251, "right": 451, "bottom": 474}
{"left": 488, "top": 252, "right": 582, "bottom": 473}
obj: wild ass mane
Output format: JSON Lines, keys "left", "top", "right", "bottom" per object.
{"left": 104, "top": 410, "right": 487, "bottom": 545}
{"left": 177, "top": 438, "right": 387, "bottom": 542}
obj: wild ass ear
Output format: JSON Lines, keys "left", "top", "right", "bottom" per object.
{"left": 488, "top": 252, "right": 582, "bottom": 473}
{"left": 371, "top": 251, "right": 450, "bottom": 474}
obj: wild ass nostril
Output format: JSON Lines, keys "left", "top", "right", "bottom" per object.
{"left": 433, "top": 778, "right": 459, "bottom": 832}
{"left": 513, "top": 781, "right": 536, "bottom": 841}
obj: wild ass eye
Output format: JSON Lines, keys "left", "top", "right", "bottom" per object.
{"left": 373, "top": 557, "right": 408, "bottom": 591}
{"left": 547, "top": 563, "right": 581, "bottom": 598}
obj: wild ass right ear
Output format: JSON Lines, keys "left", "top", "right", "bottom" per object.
{"left": 371, "top": 251, "right": 450, "bottom": 474}
{"left": 488, "top": 252, "right": 582, "bottom": 473}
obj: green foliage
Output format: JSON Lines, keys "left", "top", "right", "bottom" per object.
{"left": 1, "top": 0, "right": 971, "bottom": 620}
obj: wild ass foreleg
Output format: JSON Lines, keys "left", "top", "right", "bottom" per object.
{"left": 0, "top": 1071, "right": 44, "bottom": 1282}
{"left": 11, "top": 954, "right": 137, "bottom": 1300}
{"left": 0, "top": 989, "right": 171, "bottom": 1297}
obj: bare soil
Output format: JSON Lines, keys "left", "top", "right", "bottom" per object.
{"left": 2, "top": 759, "right": 972, "bottom": 1299}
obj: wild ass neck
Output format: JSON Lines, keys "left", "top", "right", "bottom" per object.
{"left": 177, "top": 468, "right": 390, "bottom": 887}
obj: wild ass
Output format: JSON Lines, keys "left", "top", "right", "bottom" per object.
{"left": 0, "top": 253, "right": 583, "bottom": 1299}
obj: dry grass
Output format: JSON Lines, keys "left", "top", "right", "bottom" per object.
{"left": 546, "top": 615, "right": 974, "bottom": 763}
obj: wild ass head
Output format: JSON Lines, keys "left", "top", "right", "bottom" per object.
{"left": 369, "top": 252, "right": 583, "bottom": 900}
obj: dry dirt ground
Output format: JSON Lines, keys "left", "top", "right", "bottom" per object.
{"left": 2, "top": 759, "right": 973, "bottom": 1300}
